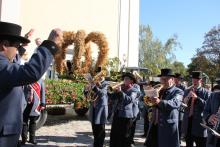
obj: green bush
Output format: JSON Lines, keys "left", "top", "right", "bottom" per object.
{"left": 45, "top": 79, "right": 85, "bottom": 105}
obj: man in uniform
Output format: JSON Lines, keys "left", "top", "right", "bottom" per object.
{"left": 182, "top": 71, "right": 210, "bottom": 147}
{"left": 203, "top": 87, "right": 220, "bottom": 147}
{"left": 109, "top": 72, "right": 140, "bottom": 147}
{"left": 85, "top": 67, "right": 109, "bottom": 147}
{"left": 145, "top": 68, "right": 183, "bottom": 147}
{"left": 174, "top": 73, "right": 187, "bottom": 141}
{"left": 0, "top": 21, "right": 63, "bottom": 146}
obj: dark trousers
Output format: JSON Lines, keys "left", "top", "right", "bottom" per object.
{"left": 144, "top": 124, "right": 158, "bottom": 147}
{"left": 91, "top": 124, "right": 105, "bottom": 147}
{"left": 0, "top": 134, "right": 20, "bottom": 147}
{"left": 22, "top": 103, "right": 39, "bottom": 141}
{"left": 217, "top": 138, "right": 220, "bottom": 147}
{"left": 129, "top": 119, "right": 136, "bottom": 144}
{"left": 110, "top": 116, "right": 133, "bottom": 147}
{"left": 185, "top": 117, "right": 206, "bottom": 147}
{"left": 144, "top": 111, "right": 150, "bottom": 136}
{"left": 178, "top": 120, "right": 182, "bottom": 139}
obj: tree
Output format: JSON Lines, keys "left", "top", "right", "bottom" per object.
{"left": 193, "top": 25, "right": 220, "bottom": 83}
{"left": 172, "top": 61, "right": 187, "bottom": 76}
{"left": 139, "top": 25, "right": 182, "bottom": 76}
{"left": 187, "top": 55, "right": 218, "bottom": 84}
{"left": 197, "top": 25, "right": 220, "bottom": 65}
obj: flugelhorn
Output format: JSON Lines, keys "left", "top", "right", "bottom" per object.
{"left": 107, "top": 81, "right": 124, "bottom": 94}
{"left": 181, "top": 85, "right": 195, "bottom": 108}
{"left": 84, "top": 70, "right": 106, "bottom": 101}
{"left": 143, "top": 84, "right": 164, "bottom": 107}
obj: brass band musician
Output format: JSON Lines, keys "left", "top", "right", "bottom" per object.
{"left": 203, "top": 83, "right": 220, "bottom": 147}
{"left": 109, "top": 72, "right": 140, "bottom": 147}
{"left": 84, "top": 67, "right": 109, "bottom": 147}
{"left": 174, "top": 73, "right": 187, "bottom": 142}
{"left": 182, "top": 71, "right": 210, "bottom": 147}
{"left": 144, "top": 68, "right": 183, "bottom": 147}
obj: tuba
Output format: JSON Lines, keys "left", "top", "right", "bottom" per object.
{"left": 143, "top": 84, "right": 164, "bottom": 107}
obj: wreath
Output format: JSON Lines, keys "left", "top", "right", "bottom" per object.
{"left": 54, "top": 30, "right": 109, "bottom": 75}
{"left": 55, "top": 31, "right": 75, "bottom": 74}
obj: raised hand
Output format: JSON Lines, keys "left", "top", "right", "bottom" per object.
{"left": 24, "top": 28, "right": 35, "bottom": 39}
{"left": 48, "top": 28, "right": 63, "bottom": 47}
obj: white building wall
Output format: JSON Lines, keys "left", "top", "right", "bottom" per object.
{"left": 0, "top": 0, "right": 139, "bottom": 68}
{"left": 20, "top": 0, "right": 120, "bottom": 58}
{"left": 118, "top": 0, "right": 139, "bottom": 67}
{"left": 0, "top": 0, "right": 20, "bottom": 23}
{"left": 128, "top": 0, "right": 139, "bottom": 67}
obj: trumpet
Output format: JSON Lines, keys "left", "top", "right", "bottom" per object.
{"left": 143, "top": 84, "right": 164, "bottom": 106}
{"left": 107, "top": 81, "right": 124, "bottom": 93}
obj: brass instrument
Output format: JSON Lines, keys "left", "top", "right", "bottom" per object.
{"left": 143, "top": 84, "right": 164, "bottom": 107}
{"left": 107, "top": 81, "right": 124, "bottom": 93}
{"left": 178, "top": 85, "right": 197, "bottom": 113}
{"left": 133, "top": 71, "right": 143, "bottom": 81}
{"left": 180, "top": 85, "right": 195, "bottom": 112}
{"left": 84, "top": 70, "right": 106, "bottom": 102}
{"left": 200, "top": 106, "right": 220, "bottom": 137}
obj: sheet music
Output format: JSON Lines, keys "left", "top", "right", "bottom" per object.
{"left": 144, "top": 88, "right": 159, "bottom": 98}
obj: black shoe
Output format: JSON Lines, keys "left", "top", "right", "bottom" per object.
{"left": 141, "top": 134, "right": 147, "bottom": 137}
{"left": 29, "top": 139, "right": 37, "bottom": 145}
{"left": 21, "top": 138, "right": 27, "bottom": 145}
{"left": 17, "top": 141, "right": 22, "bottom": 147}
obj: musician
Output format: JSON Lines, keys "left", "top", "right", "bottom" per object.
{"left": 212, "top": 84, "right": 220, "bottom": 92}
{"left": 145, "top": 68, "right": 183, "bottom": 147}
{"left": 109, "top": 72, "right": 140, "bottom": 147}
{"left": 174, "top": 73, "right": 187, "bottom": 91}
{"left": 141, "top": 81, "right": 156, "bottom": 137}
{"left": 129, "top": 71, "right": 142, "bottom": 145}
{"left": 203, "top": 85, "right": 220, "bottom": 147}
{"left": 174, "top": 73, "right": 187, "bottom": 141}
{"left": 182, "top": 71, "right": 210, "bottom": 147}
{"left": 84, "top": 67, "right": 109, "bottom": 147}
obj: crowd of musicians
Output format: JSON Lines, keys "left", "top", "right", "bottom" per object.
{"left": 84, "top": 67, "right": 220, "bottom": 147}
{"left": 0, "top": 21, "right": 220, "bottom": 147}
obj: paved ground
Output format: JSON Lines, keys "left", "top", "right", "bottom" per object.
{"left": 21, "top": 108, "right": 186, "bottom": 147}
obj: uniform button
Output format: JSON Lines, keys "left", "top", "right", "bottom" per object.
{"left": 52, "top": 46, "right": 55, "bottom": 49}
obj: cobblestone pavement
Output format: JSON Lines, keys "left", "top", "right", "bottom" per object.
{"left": 21, "top": 108, "right": 186, "bottom": 147}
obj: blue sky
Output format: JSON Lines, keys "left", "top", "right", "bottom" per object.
{"left": 140, "top": 0, "right": 220, "bottom": 67}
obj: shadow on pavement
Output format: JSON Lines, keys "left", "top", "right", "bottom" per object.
{"left": 43, "top": 115, "right": 89, "bottom": 126}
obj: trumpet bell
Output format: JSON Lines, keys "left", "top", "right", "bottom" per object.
{"left": 107, "top": 81, "right": 124, "bottom": 93}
